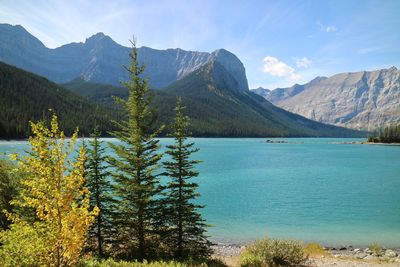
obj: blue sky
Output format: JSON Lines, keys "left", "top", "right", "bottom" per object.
{"left": 1, "top": 0, "right": 399, "bottom": 89}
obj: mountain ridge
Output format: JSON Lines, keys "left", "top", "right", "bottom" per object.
{"left": 252, "top": 67, "right": 400, "bottom": 130}
{"left": 0, "top": 23, "right": 248, "bottom": 91}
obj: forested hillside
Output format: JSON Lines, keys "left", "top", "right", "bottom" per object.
{"left": 63, "top": 77, "right": 128, "bottom": 104}
{"left": 64, "top": 62, "right": 365, "bottom": 137}
{"left": 0, "top": 61, "right": 120, "bottom": 139}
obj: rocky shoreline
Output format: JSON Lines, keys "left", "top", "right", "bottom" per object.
{"left": 331, "top": 141, "right": 400, "bottom": 146}
{"left": 212, "top": 242, "right": 400, "bottom": 264}
{"left": 327, "top": 246, "right": 400, "bottom": 262}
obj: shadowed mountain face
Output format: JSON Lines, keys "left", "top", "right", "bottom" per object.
{"left": 252, "top": 69, "right": 400, "bottom": 130}
{"left": 0, "top": 23, "right": 248, "bottom": 90}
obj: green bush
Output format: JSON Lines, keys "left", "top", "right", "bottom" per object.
{"left": 240, "top": 238, "right": 309, "bottom": 267}
{"left": 79, "top": 257, "right": 226, "bottom": 267}
{"left": 80, "top": 258, "right": 188, "bottom": 267}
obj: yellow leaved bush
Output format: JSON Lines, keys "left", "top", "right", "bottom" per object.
{"left": 0, "top": 114, "right": 98, "bottom": 266}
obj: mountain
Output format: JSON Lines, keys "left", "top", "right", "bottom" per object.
{"left": 254, "top": 69, "right": 400, "bottom": 130}
{"left": 251, "top": 87, "right": 270, "bottom": 98}
{"left": 156, "top": 61, "right": 364, "bottom": 137}
{"left": 0, "top": 23, "right": 248, "bottom": 91}
{"left": 64, "top": 61, "right": 364, "bottom": 137}
{"left": 0, "top": 61, "right": 119, "bottom": 139}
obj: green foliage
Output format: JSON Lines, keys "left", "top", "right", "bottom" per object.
{"left": 162, "top": 98, "right": 211, "bottom": 259}
{"left": 79, "top": 257, "right": 226, "bottom": 267}
{"left": 0, "top": 220, "right": 49, "bottom": 266}
{"left": 240, "top": 238, "right": 309, "bottom": 267}
{"left": 0, "top": 61, "right": 120, "bottom": 139}
{"left": 108, "top": 40, "right": 164, "bottom": 261}
{"left": 368, "top": 124, "right": 400, "bottom": 143}
{"left": 85, "top": 127, "right": 113, "bottom": 257}
{"left": 0, "top": 159, "right": 21, "bottom": 230}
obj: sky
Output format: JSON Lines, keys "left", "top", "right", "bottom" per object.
{"left": 1, "top": 0, "right": 399, "bottom": 89}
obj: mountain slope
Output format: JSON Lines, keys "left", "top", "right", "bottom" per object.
{"left": 0, "top": 61, "right": 119, "bottom": 139}
{"left": 255, "top": 68, "right": 400, "bottom": 130}
{"left": 63, "top": 77, "right": 128, "bottom": 104}
{"left": 153, "top": 62, "right": 364, "bottom": 137}
{"left": 0, "top": 23, "right": 248, "bottom": 90}
{"left": 62, "top": 62, "right": 364, "bottom": 137}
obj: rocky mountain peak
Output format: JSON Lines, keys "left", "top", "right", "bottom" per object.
{"left": 0, "top": 23, "right": 249, "bottom": 93}
{"left": 84, "top": 32, "right": 116, "bottom": 47}
{"left": 0, "top": 23, "right": 45, "bottom": 50}
{"left": 251, "top": 87, "right": 271, "bottom": 99}
{"left": 210, "top": 48, "right": 249, "bottom": 91}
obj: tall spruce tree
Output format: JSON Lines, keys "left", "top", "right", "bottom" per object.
{"left": 108, "top": 39, "right": 164, "bottom": 261}
{"left": 163, "top": 97, "right": 211, "bottom": 259}
{"left": 85, "top": 127, "right": 112, "bottom": 257}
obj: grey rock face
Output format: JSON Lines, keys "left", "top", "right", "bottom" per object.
{"left": 254, "top": 68, "right": 400, "bottom": 130}
{"left": 251, "top": 87, "right": 270, "bottom": 98}
{"left": 0, "top": 23, "right": 248, "bottom": 91}
{"left": 211, "top": 49, "right": 248, "bottom": 91}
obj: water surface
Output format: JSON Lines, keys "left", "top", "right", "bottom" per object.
{"left": 1, "top": 138, "right": 399, "bottom": 247}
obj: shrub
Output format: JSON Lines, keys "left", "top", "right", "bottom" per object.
{"left": 303, "top": 243, "right": 328, "bottom": 257}
{"left": 368, "top": 243, "right": 383, "bottom": 256}
{"left": 78, "top": 257, "right": 225, "bottom": 266}
{"left": 240, "top": 238, "right": 309, "bottom": 267}
{"left": 0, "top": 220, "right": 49, "bottom": 266}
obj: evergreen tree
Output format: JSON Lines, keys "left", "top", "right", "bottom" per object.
{"left": 108, "top": 39, "right": 164, "bottom": 261}
{"left": 85, "top": 127, "right": 113, "bottom": 257}
{"left": 163, "top": 97, "right": 211, "bottom": 260}
{"left": 0, "top": 160, "right": 21, "bottom": 230}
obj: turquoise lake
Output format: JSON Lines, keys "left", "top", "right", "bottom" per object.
{"left": 1, "top": 138, "right": 399, "bottom": 247}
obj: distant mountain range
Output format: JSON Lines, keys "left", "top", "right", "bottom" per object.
{"left": 0, "top": 23, "right": 248, "bottom": 90}
{"left": 0, "top": 23, "right": 366, "bottom": 138}
{"left": 252, "top": 68, "right": 400, "bottom": 130}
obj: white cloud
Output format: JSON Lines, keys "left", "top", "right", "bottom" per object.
{"left": 316, "top": 21, "right": 338, "bottom": 33}
{"left": 295, "top": 57, "right": 312, "bottom": 68}
{"left": 325, "top": 26, "right": 337, "bottom": 33}
{"left": 263, "top": 56, "right": 301, "bottom": 81}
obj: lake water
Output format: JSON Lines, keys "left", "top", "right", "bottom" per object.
{"left": 1, "top": 138, "right": 399, "bottom": 247}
